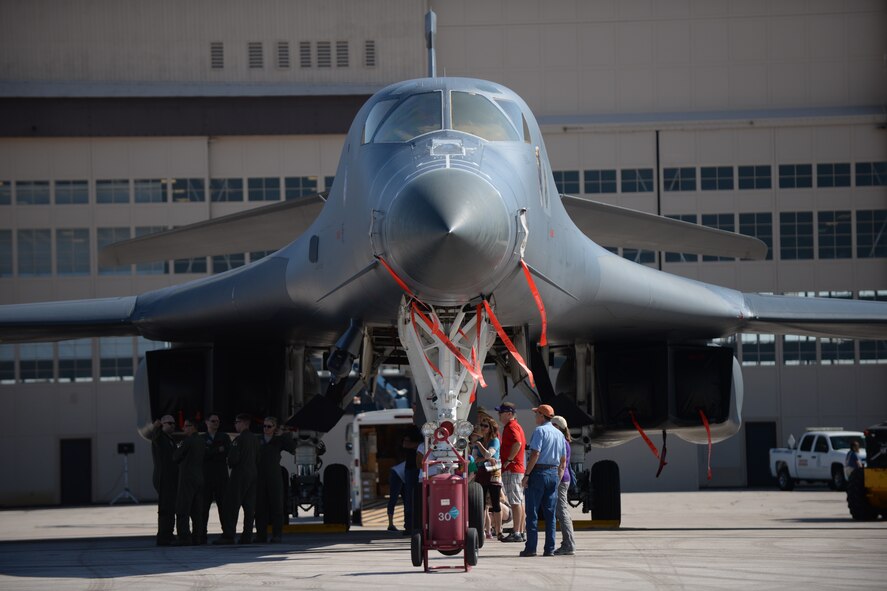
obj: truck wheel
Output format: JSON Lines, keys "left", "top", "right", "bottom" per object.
{"left": 591, "top": 460, "right": 621, "bottom": 523}
{"left": 410, "top": 532, "right": 423, "bottom": 567}
{"left": 830, "top": 465, "right": 847, "bottom": 491}
{"left": 777, "top": 466, "right": 794, "bottom": 491}
{"left": 468, "top": 481, "right": 484, "bottom": 548}
{"left": 465, "top": 527, "right": 478, "bottom": 566}
{"left": 846, "top": 469, "right": 877, "bottom": 520}
{"left": 322, "top": 463, "right": 351, "bottom": 529}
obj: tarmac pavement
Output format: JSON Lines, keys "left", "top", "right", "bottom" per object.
{"left": 0, "top": 489, "right": 885, "bottom": 590}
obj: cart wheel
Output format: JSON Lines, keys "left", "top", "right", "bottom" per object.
{"left": 465, "top": 527, "right": 478, "bottom": 566}
{"left": 410, "top": 532, "right": 423, "bottom": 567}
{"left": 468, "top": 481, "right": 484, "bottom": 549}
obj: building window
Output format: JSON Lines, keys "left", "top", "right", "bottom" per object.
{"left": 779, "top": 211, "right": 814, "bottom": 260}
{"left": 856, "top": 209, "right": 887, "bottom": 258}
{"left": 0, "top": 230, "right": 11, "bottom": 277}
{"left": 621, "top": 168, "right": 654, "bottom": 193}
{"left": 858, "top": 291, "right": 887, "bottom": 364}
{"left": 820, "top": 338, "right": 855, "bottom": 365}
{"left": 553, "top": 170, "right": 579, "bottom": 194}
{"left": 248, "top": 42, "right": 263, "bottom": 68}
{"left": 816, "top": 163, "right": 851, "bottom": 188}
{"left": 277, "top": 41, "right": 290, "bottom": 68}
{"left": 16, "top": 180, "right": 50, "bottom": 205}
{"left": 740, "top": 333, "right": 776, "bottom": 366}
{"left": 783, "top": 335, "right": 816, "bottom": 366}
{"left": 701, "top": 213, "right": 735, "bottom": 261}
{"left": 0, "top": 180, "right": 10, "bottom": 205}
{"left": 171, "top": 178, "right": 205, "bottom": 202}
{"left": 664, "top": 214, "right": 698, "bottom": 263}
{"left": 738, "top": 212, "right": 773, "bottom": 261}
{"left": 663, "top": 167, "right": 696, "bottom": 192}
{"left": 19, "top": 343, "right": 53, "bottom": 382}
{"left": 17, "top": 229, "right": 51, "bottom": 276}
{"left": 622, "top": 249, "right": 656, "bottom": 264}
{"left": 58, "top": 338, "right": 92, "bottom": 382}
{"left": 212, "top": 254, "right": 246, "bottom": 274}
{"left": 817, "top": 210, "right": 852, "bottom": 259}
{"left": 584, "top": 169, "right": 617, "bottom": 194}
{"left": 248, "top": 177, "right": 281, "bottom": 201}
{"left": 324, "top": 176, "right": 335, "bottom": 191}
{"left": 100, "top": 337, "right": 134, "bottom": 381}
{"left": 0, "top": 344, "right": 14, "bottom": 384}
{"left": 56, "top": 228, "right": 90, "bottom": 276}
{"left": 55, "top": 180, "right": 88, "bottom": 204}
{"left": 738, "top": 165, "right": 771, "bottom": 190}
{"left": 135, "top": 226, "right": 168, "bottom": 275}
{"left": 250, "top": 250, "right": 274, "bottom": 262}
{"left": 336, "top": 41, "right": 349, "bottom": 67}
{"left": 134, "top": 179, "right": 166, "bottom": 203}
{"left": 300, "top": 42, "right": 312, "bottom": 67}
{"left": 284, "top": 176, "right": 318, "bottom": 200}
{"left": 364, "top": 40, "right": 376, "bottom": 67}
{"left": 96, "top": 179, "right": 130, "bottom": 204}
{"left": 210, "top": 42, "right": 224, "bottom": 69}
{"left": 778, "top": 164, "right": 813, "bottom": 189}
{"left": 210, "top": 178, "right": 244, "bottom": 202}
{"left": 317, "top": 41, "right": 331, "bottom": 68}
{"left": 856, "top": 162, "right": 887, "bottom": 187}
{"left": 700, "top": 166, "right": 733, "bottom": 191}
{"left": 97, "top": 227, "right": 131, "bottom": 275}
{"left": 174, "top": 257, "right": 207, "bottom": 274}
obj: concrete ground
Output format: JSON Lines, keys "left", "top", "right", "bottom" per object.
{"left": 0, "top": 489, "right": 885, "bottom": 590}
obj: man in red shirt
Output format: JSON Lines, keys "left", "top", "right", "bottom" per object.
{"left": 496, "top": 402, "right": 526, "bottom": 542}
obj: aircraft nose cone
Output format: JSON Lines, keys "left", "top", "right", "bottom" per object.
{"left": 385, "top": 168, "right": 512, "bottom": 294}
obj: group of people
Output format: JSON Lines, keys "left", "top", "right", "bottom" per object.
{"left": 147, "top": 412, "right": 297, "bottom": 546}
{"left": 481, "top": 401, "right": 575, "bottom": 557}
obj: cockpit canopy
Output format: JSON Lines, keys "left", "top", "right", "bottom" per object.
{"left": 363, "top": 90, "right": 529, "bottom": 144}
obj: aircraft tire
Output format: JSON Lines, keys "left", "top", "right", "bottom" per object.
{"left": 468, "top": 481, "right": 484, "bottom": 549}
{"left": 410, "top": 532, "right": 423, "bottom": 567}
{"left": 591, "top": 460, "right": 621, "bottom": 523}
{"left": 322, "top": 463, "right": 351, "bottom": 529}
{"left": 465, "top": 527, "right": 478, "bottom": 566}
{"left": 846, "top": 469, "right": 877, "bottom": 520}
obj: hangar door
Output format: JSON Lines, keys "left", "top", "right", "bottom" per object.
{"left": 60, "top": 438, "right": 92, "bottom": 505}
{"left": 744, "top": 422, "right": 776, "bottom": 487}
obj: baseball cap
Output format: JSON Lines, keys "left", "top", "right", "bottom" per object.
{"left": 494, "top": 401, "right": 516, "bottom": 413}
{"left": 550, "top": 415, "right": 567, "bottom": 430}
{"left": 533, "top": 404, "right": 555, "bottom": 419}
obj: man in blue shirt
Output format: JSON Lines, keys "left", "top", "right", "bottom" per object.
{"left": 519, "top": 404, "right": 566, "bottom": 557}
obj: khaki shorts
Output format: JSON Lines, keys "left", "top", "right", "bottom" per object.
{"left": 502, "top": 471, "right": 524, "bottom": 506}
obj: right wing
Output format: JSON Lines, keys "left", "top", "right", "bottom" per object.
{"left": 740, "top": 293, "right": 887, "bottom": 340}
{"left": 100, "top": 192, "right": 326, "bottom": 266}
{"left": 561, "top": 194, "right": 768, "bottom": 260}
{"left": 0, "top": 297, "right": 138, "bottom": 343}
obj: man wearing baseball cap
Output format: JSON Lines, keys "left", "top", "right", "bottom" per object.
{"left": 519, "top": 404, "right": 566, "bottom": 557}
{"left": 495, "top": 401, "right": 526, "bottom": 542}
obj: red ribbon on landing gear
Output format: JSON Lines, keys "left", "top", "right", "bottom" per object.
{"left": 698, "top": 409, "right": 713, "bottom": 481}
{"left": 519, "top": 259, "right": 547, "bottom": 347}
{"left": 483, "top": 299, "right": 535, "bottom": 389}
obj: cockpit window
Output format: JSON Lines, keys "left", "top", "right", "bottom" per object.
{"left": 363, "top": 99, "right": 398, "bottom": 144}
{"left": 452, "top": 91, "right": 521, "bottom": 142}
{"left": 372, "top": 92, "right": 442, "bottom": 143}
{"left": 495, "top": 98, "right": 531, "bottom": 143}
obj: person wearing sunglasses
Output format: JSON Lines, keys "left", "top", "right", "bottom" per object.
{"left": 147, "top": 415, "right": 179, "bottom": 546}
{"left": 215, "top": 413, "right": 259, "bottom": 545}
{"left": 255, "top": 416, "right": 297, "bottom": 543}
{"left": 471, "top": 411, "right": 503, "bottom": 540}
{"left": 173, "top": 418, "right": 206, "bottom": 545}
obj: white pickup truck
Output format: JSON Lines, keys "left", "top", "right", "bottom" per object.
{"left": 769, "top": 429, "right": 865, "bottom": 491}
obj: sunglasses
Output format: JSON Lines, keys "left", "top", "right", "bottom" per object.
{"left": 162, "top": 421, "right": 175, "bottom": 425}
{"left": 480, "top": 424, "right": 491, "bottom": 428}
{"left": 263, "top": 424, "right": 275, "bottom": 429}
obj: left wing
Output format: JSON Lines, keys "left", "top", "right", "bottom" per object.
{"left": 740, "top": 293, "right": 887, "bottom": 340}
{"left": 561, "top": 194, "right": 768, "bottom": 260}
{"left": 0, "top": 297, "right": 138, "bottom": 343}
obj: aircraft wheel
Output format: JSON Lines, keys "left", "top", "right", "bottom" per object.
{"left": 776, "top": 466, "right": 794, "bottom": 491}
{"left": 847, "top": 469, "right": 877, "bottom": 520}
{"left": 410, "top": 532, "right": 423, "bottom": 567}
{"left": 590, "top": 460, "right": 621, "bottom": 523}
{"left": 468, "top": 481, "right": 484, "bottom": 548}
{"left": 322, "top": 464, "right": 351, "bottom": 529}
{"left": 465, "top": 527, "right": 478, "bottom": 566}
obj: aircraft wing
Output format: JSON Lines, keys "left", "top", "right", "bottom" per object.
{"left": 741, "top": 293, "right": 887, "bottom": 340}
{"left": 561, "top": 194, "right": 768, "bottom": 260}
{"left": 0, "top": 297, "right": 139, "bottom": 343}
{"left": 99, "top": 192, "right": 327, "bottom": 266}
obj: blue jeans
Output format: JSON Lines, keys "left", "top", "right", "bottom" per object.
{"left": 524, "top": 467, "right": 558, "bottom": 554}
